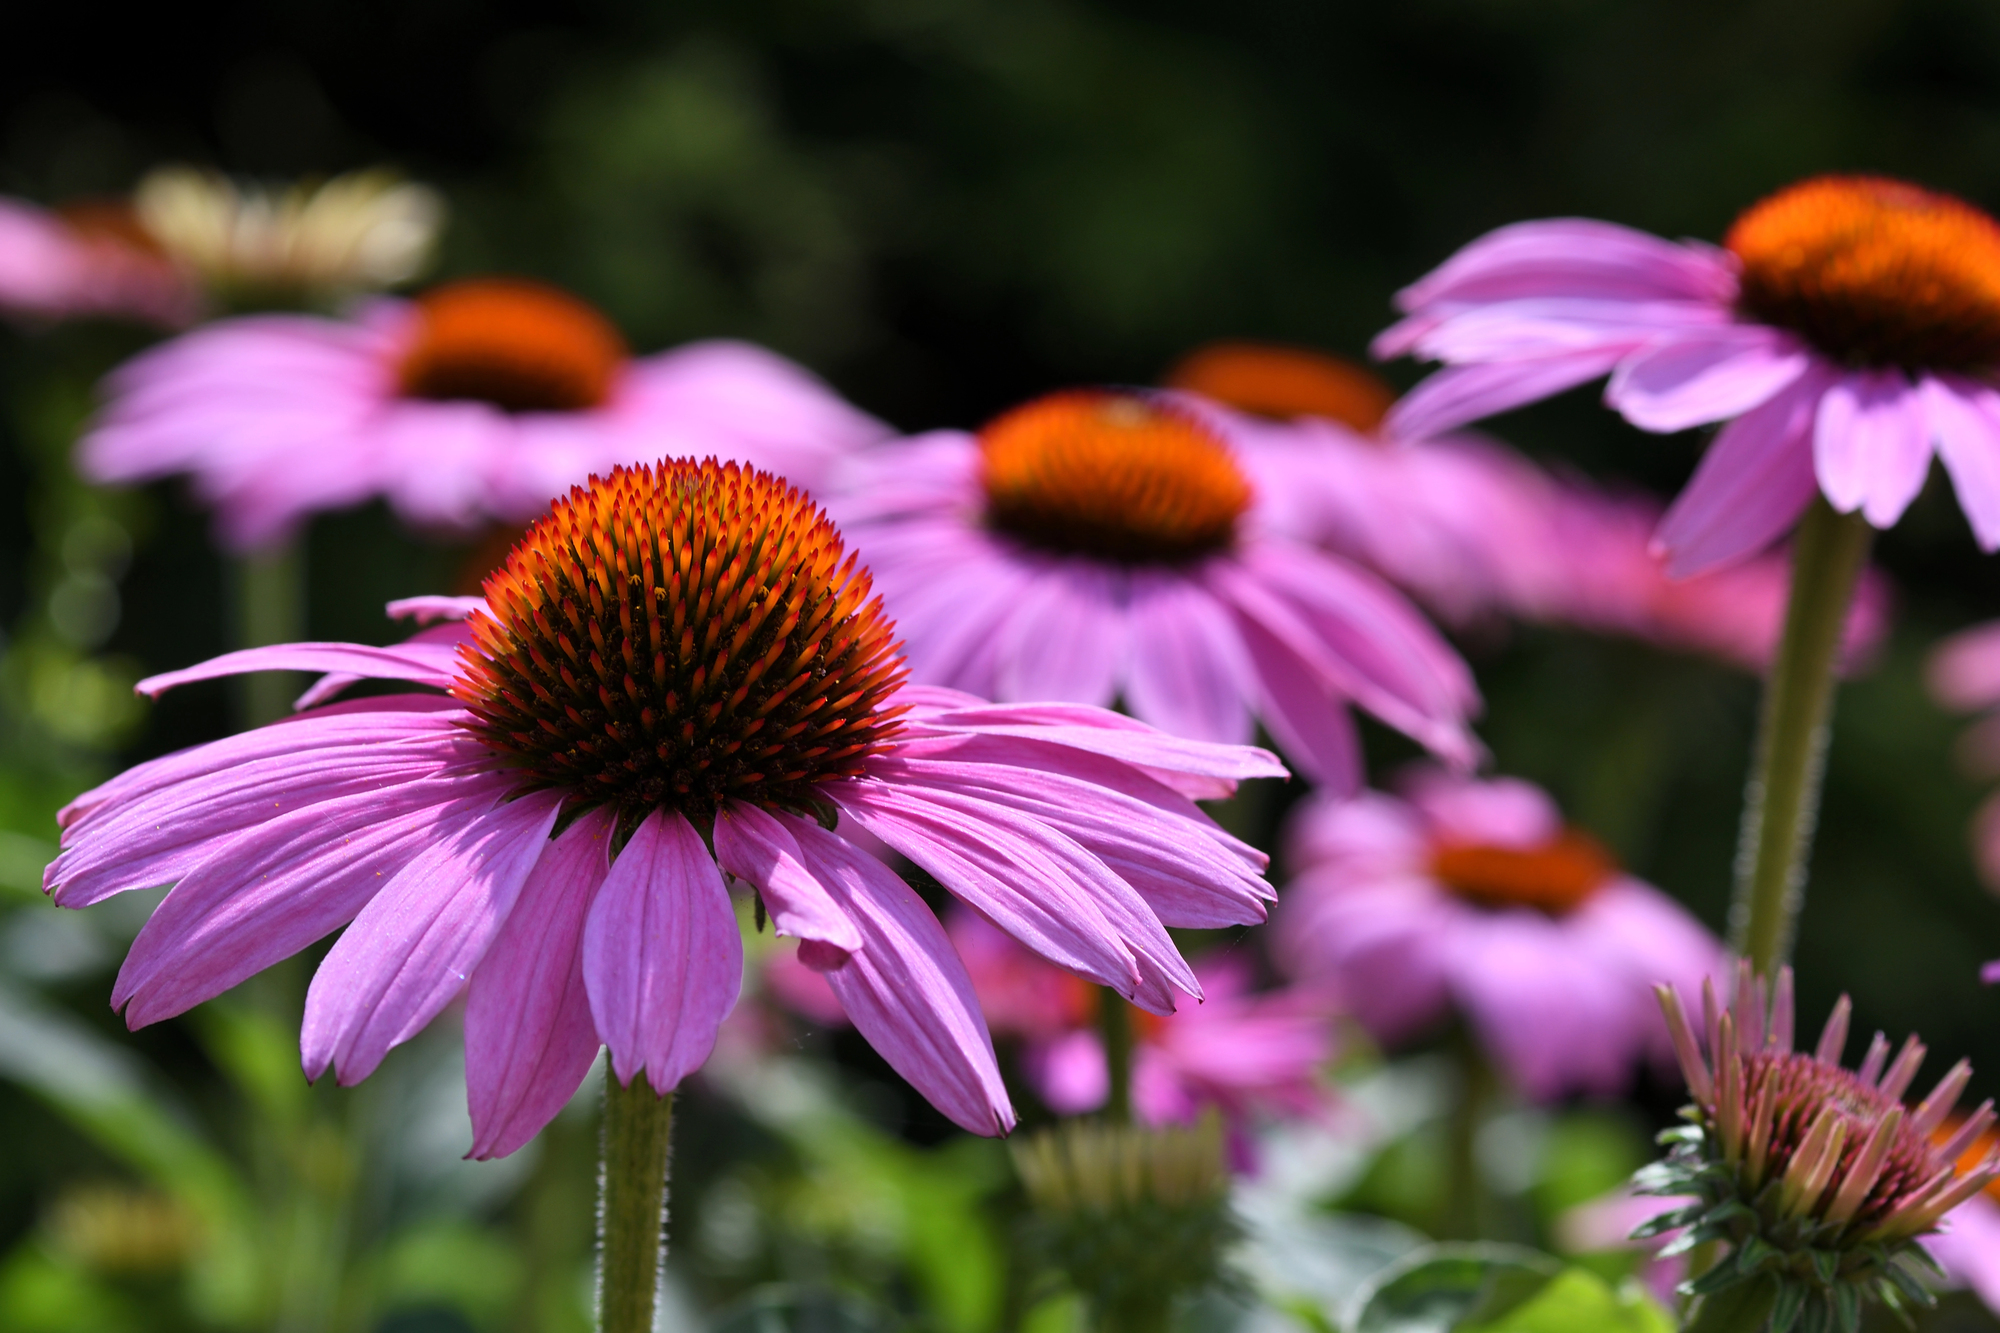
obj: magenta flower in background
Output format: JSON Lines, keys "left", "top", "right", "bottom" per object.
{"left": 1379, "top": 175, "right": 2000, "bottom": 575}
{"left": 45, "top": 460, "right": 1284, "bottom": 1154}
{"left": 1274, "top": 767, "right": 1720, "bottom": 1100}
{"left": 828, "top": 387, "right": 1480, "bottom": 790}
{"left": 1165, "top": 340, "right": 1892, "bottom": 669}
{"left": 0, "top": 195, "right": 194, "bottom": 327}
{"left": 79, "top": 275, "right": 891, "bottom": 552}
{"left": 1925, "top": 622, "right": 2000, "bottom": 895}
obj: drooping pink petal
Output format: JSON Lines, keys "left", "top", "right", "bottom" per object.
{"left": 1925, "top": 374, "right": 2000, "bottom": 550}
{"left": 581, "top": 809, "right": 743, "bottom": 1093}
{"left": 713, "top": 804, "right": 863, "bottom": 956}
{"left": 137, "top": 642, "right": 459, "bottom": 698}
{"left": 464, "top": 808, "right": 615, "bottom": 1160}
{"left": 1409, "top": 299, "right": 1730, "bottom": 364}
{"left": 897, "top": 699, "right": 1287, "bottom": 789}
{"left": 1606, "top": 325, "right": 1811, "bottom": 432}
{"left": 1388, "top": 220, "right": 1740, "bottom": 315}
{"left": 785, "top": 816, "right": 1015, "bottom": 1135}
{"left": 113, "top": 769, "right": 519, "bottom": 1026}
{"left": 1385, "top": 347, "right": 1634, "bottom": 441}
{"left": 301, "top": 788, "right": 564, "bottom": 1085}
{"left": 1653, "top": 366, "right": 1830, "bottom": 576}
{"left": 1121, "top": 571, "right": 1255, "bottom": 745}
{"left": 1228, "top": 611, "right": 1363, "bottom": 793}
{"left": 992, "top": 563, "right": 1127, "bottom": 706}
{"left": 1814, "top": 370, "right": 1932, "bottom": 527}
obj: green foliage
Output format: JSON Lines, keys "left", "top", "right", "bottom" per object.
{"left": 1351, "top": 1244, "right": 1673, "bottom": 1333}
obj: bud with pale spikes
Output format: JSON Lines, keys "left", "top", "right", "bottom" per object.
{"left": 1639, "top": 962, "right": 2000, "bottom": 1333}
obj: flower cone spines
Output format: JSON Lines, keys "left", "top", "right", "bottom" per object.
{"left": 1645, "top": 965, "right": 2000, "bottom": 1332}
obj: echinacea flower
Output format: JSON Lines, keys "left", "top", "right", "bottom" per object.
{"left": 79, "top": 277, "right": 892, "bottom": 551}
{"left": 828, "top": 388, "right": 1479, "bottom": 788}
{"left": 0, "top": 195, "right": 193, "bottom": 326}
{"left": 45, "top": 460, "right": 1284, "bottom": 1155}
{"left": 1166, "top": 341, "right": 1892, "bottom": 668}
{"left": 1379, "top": 175, "right": 2000, "bottom": 574}
{"left": 1273, "top": 767, "right": 1720, "bottom": 1100}
{"left": 132, "top": 165, "right": 444, "bottom": 307}
{"left": 1644, "top": 965, "right": 2000, "bottom": 1331}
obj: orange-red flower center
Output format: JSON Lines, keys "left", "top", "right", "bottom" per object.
{"left": 979, "top": 391, "right": 1252, "bottom": 564}
{"left": 1165, "top": 341, "right": 1396, "bottom": 434}
{"left": 1429, "top": 829, "right": 1615, "bottom": 915}
{"left": 455, "top": 459, "right": 908, "bottom": 820}
{"left": 397, "top": 277, "right": 628, "bottom": 414}
{"left": 1936, "top": 1120, "right": 2000, "bottom": 1202}
{"left": 55, "top": 200, "right": 169, "bottom": 260}
{"left": 1727, "top": 175, "right": 2000, "bottom": 373}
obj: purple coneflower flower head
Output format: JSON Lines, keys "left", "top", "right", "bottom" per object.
{"left": 44, "top": 459, "right": 1285, "bottom": 1156}
{"left": 1379, "top": 175, "right": 2000, "bottom": 576}
{"left": 0, "top": 195, "right": 194, "bottom": 327}
{"left": 78, "top": 276, "right": 892, "bottom": 552}
{"left": 1274, "top": 767, "right": 1721, "bottom": 1100}
{"left": 828, "top": 387, "right": 1480, "bottom": 791}
{"left": 1643, "top": 964, "right": 2000, "bottom": 1331}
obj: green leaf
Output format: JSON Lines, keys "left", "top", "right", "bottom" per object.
{"left": 1464, "top": 1268, "right": 1675, "bottom": 1333}
{"left": 1348, "top": 1243, "right": 1560, "bottom": 1333}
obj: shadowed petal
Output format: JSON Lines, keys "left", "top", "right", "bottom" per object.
{"left": 1654, "top": 366, "right": 1829, "bottom": 576}
{"left": 302, "top": 788, "right": 563, "bottom": 1085}
{"left": 1122, "top": 572, "right": 1255, "bottom": 745}
{"left": 1386, "top": 347, "right": 1632, "bottom": 441}
{"left": 1814, "top": 370, "right": 1931, "bottom": 527}
{"left": 714, "top": 804, "right": 863, "bottom": 955}
{"left": 1608, "top": 325, "right": 1810, "bottom": 432}
{"left": 582, "top": 809, "right": 743, "bottom": 1093}
{"left": 465, "top": 808, "right": 615, "bottom": 1160}
{"left": 993, "top": 563, "right": 1127, "bottom": 706}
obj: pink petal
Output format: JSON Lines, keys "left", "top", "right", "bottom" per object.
{"left": 581, "top": 809, "right": 742, "bottom": 1093}
{"left": 1814, "top": 370, "right": 1932, "bottom": 527}
{"left": 992, "top": 563, "right": 1127, "bottom": 706}
{"left": 1229, "top": 610, "right": 1363, "bottom": 792}
{"left": 1924, "top": 374, "right": 2000, "bottom": 550}
{"left": 1606, "top": 326, "right": 1810, "bottom": 432}
{"left": 1385, "top": 346, "right": 1632, "bottom": 441}
{"left": 898, "top": 700, "right": 1287, "bottom": 787}
{"left": 138, "top": 642, "right": 459, "bottom": 699}
{"left": 464, "top": 808, "right": 615, "bottom": 1160}
{"left": 1653, "top": 366, "right": 1828, "bottom": 577}
{"left": 113, "top": 770, "right": 519, "bottom": 1026}
{"left": 1409, "top": 298, "right": 1730, "bottom": 363}
{"left": 1928, "top": 621, "right": 2000, "bottom": 711}
{"left": 1121, "top": 572, "right": 1255, "bottom": 745}
{"left": 786, "top": 817, "right": 1014, "bottom": 1134}
{"left": 301, "top": 789, "right": 564, "bottom": 1084}
{"left": 1390, "top": 220, "right": 1739, "bottom": 314}
{"left": 387, "top": 595, "right": 488, "bottom": 624}
{"left": 714, "top": 804, "right": 863, "bottom": 955}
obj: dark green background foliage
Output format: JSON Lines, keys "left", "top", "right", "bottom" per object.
{"left": 6, "top": 0, "right": 2000, "bottom": 1323}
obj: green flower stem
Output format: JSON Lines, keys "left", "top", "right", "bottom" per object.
{"left": 1438, "top": 1027, "right": 1494, "bottom": 1241}
{"left": 235, "top": 539, "right": 307, "bottom": 728}
{"left": 1680, "top": 1278, "right": 1777, "bottom": 1333}
{"left": 599, "top": 1074, "right": 675, "bottom": 1333}
{"left": 1728, "top": 496, "right": 1873, "bottom": 977}
{"left": 1099, "top": 988, "right": 1134, "bottom": 1124}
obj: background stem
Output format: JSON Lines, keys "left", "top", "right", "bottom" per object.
{"left": 235, "top": 539, "right": 307, "bottom": 728}
{"left": 1727, "top": 496, "right": 1872, "bottom": 977}
{"left": 598, "top": 1074, "right": 675, "bottom": 1333}
{"left": 1098, "top": 988, "right": 1133, "bottom": 1124}
{"left": 1438, "top": 1027, "right": 1491, "bottom": 1241}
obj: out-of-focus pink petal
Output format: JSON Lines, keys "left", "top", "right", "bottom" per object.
{"left": 1814, "top": 370, "right": 1932, "bottom": 527}
{"left": 1925, "top": 1194, "right": 2000, "bottom": 1315}
{"left": 302, "top": 788, "right": 564, "bottom": 1085}
{"left": 1032, "top": 1030, "right": 1111, "bottom": 1115}
{"left": 787, "top": 817, "right": 1015, "bottom": 1135}
{"left": 1607, "top": 325, "right": 1810, "bottom": 432}
{"left": 1230, "top": 611, "right": 1364, "bottom": 794}
{"left": 1386, "top": 348, "right": 1632, "bottom": 441}
{"left": 1926, "top": 374, "right": 2000, "bottom": 551}
{"left": 1121, "top": 571, "right": 1255, "bottom": 745}
{"left": 1388, "top": 220, "right": 1739, "bottom": 315}
{"left": 1654, "top": 366, "right": 1830, "bottom": 577}
{"left": 582, "top": 808, "right": 743, "bottom": 1093}
{"left": 993, "top": 563, "right": 1127, "bottom": 706}
{"left": 1930, "top": 622, "right": 2000, "bottom": 713}
{"left": 714, "top": 803, "right": 863, "bottom": 956}
{"left": 464, "top": 808, "right": 615, "bottom": 1160}
{"left": 1401, "top": 770, "right": 1561, "bottom": 848}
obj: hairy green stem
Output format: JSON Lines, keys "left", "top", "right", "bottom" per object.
{"left": 1680, "top": 1278, "right": 1777, "bottom": 1333}
{"left": 599, "top": 1074, "right": 675, "bottom": 1333}
{"left": 1728, "top": 497, "right": 1873, "bottom": 977}
{"left": 235, "top": 540, "right": 307, "bottom": 728}
{"left": 1099, "top": 988, "right": 1133, "bottom": 1124}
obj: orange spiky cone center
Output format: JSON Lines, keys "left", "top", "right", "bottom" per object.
{"left": 1429, "top": 828, "right": 1615, "bottom": 916}
{"left": 1164, "top": 341, "right": 1396, "bottom": 433}
{"left": 454, "top": 459, "right": 908, "bottom": 820}
{"left": 397, "top": 277, "right": 628, "bottom": 414}
{"left": 1727, "top": 175, "right": 2000, "bottom": 373}
{"left": 980, "top": 391, "right": 1252, "bottom": 564}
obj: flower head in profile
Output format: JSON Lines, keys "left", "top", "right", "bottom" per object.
{"left": 80, "top": 277, "right": 891, "bottom": 551}
{"left": 132, "top": 166, "right": 445, "bottom": 308}
{"left": 1380, "top": 176, "right": 2000, "bottom": 574}
{"left": 0, "top": 194, "right": 194, "bottom": 327}
{"left": 45, "top": 460, "right": 1283, "bottom": 1155}
{"left": 1274, "top": 767, "right": 1720, "bottom": 1100}
{"left": 1644, "top": 965, "right": 2000, "bottom": 1331}
{"left": 828, "top": 388, "right": 1479, "bottom": 789}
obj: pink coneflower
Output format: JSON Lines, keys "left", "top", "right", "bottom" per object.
{"left": 828, "top": 388, "right": 1479, "bottom": 788}
{"left": 0, "top": 195, "right": 193, "bottom": 327}
{"left": 44, "top": 459, "right": 1284, "bottom": 1155}
{"left": 1644, "top": 966, "right": 2000, "bottom": 1327}
{"left": 1380, "top": 176, "right": 2000, "bottom": 576}
{"left": 1273, "top": 767, "right": 1720, "bottom": 1100}
{"left": 79, "top": 276, "right": 891, "bottom": 552}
